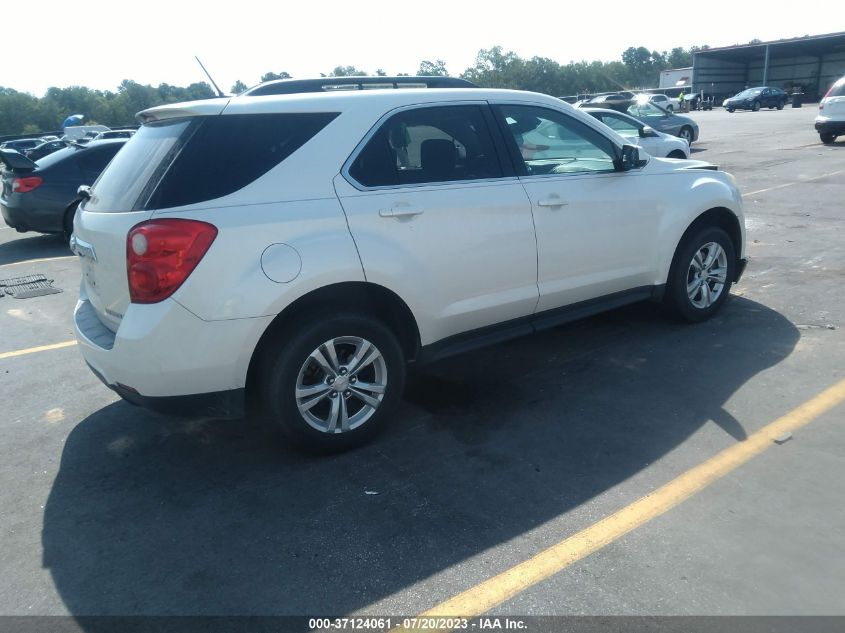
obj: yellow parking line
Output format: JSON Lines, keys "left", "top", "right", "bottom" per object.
{"left": 0, "top": 255, "right": 76, "bottom": 268}
{"left": 418, "top": 378, "right": 845, "bottom": 619}
{"left": 744, "top": 168, "right": 845, "bottom": 196}
{"left": 0, "top": 340, "right": 77, "bottom": 360}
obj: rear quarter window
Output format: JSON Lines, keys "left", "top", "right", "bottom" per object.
{"left": 147, "top": 112, "right": 339, "bottom": 209}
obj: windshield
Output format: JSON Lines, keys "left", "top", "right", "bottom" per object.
{"left": 736, "top": 89, "right": 763, "bottom": 98}
{"left": 85, "top": 119, "right": 190, "bottom": 213}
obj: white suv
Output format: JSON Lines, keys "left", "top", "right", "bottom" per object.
{"left": 816, "top": 75, "right": 845, "bottom": 144}
{"left": 72, "top": 85, "right": 747, "bottom": 451}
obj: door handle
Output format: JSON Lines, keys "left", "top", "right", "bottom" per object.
{"left": 379, "top": 204, "right": 424, "bottom": 218}
{"left": 536, "top": 198, "right": 568, "bottom": 208}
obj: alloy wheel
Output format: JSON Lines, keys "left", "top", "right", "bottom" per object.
{"left": 686, "top": 242, "right": 728, "bottom": 309}
{"left": 295, "top": 336, "right": 387, "bottom": 433}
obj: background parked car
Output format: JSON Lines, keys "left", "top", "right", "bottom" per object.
{"left": 0, "top": 138, "right": 45, "bottom": 153}
{"left": 584, "top": 108, "right": 689, "bottom": 158}
{"left": 815, "top": 75, "right": 845, "bottom": 144}
{"left": 92, "top": 129, "right": 136, "bottom": 140}
{"left": 25, "top": 139, "right": 68, "bottom": 161}
{"left": 0, "top": 139, "right": 126, "bottom": 238}
{"left": 621, "top": 100, "right": 699, "bottom": 144}
{"left": 723, "top": 87, "right": 788, "bottom": 112}
{"left": 638, "top": 93, "right": 680, "bottom": 112}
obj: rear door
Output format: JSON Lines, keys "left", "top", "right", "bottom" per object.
{"left": 335, "top": 103, "right": 539, "bottom": 344}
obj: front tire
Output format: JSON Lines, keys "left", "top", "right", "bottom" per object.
{"left": 678, "top": 126, "right": 694, "bottom": 144}
{"left": 752, "top": 101, "right": 761, "bottom": 112}
{"left": 664, "top": 226, "right": 736, "bottom": 323}
{"left": 259, "top": 313, "right": 405, "bottom": 452}
{"left": 820, "top": 132, "right": 836, "bottom": 144}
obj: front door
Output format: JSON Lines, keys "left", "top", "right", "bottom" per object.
{"left": 493, "top": 103, "right": 664, "bottom": 313}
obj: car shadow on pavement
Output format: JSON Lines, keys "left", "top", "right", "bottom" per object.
{"left": 0, "top": 233, "right": 69, "bottom": 267}
{"left": 42, "top": 296, "right": 799, "bottom": 617}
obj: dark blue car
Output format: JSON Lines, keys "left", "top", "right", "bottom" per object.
{"left": 1, "top": 139, "right": 125, "bottom": 238}
{"left": 723, "top": 87, "right": 788, "bottom": 112}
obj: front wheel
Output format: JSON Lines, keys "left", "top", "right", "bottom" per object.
{"left": 678, "top": 126, "right": 694, "bottom": 144}
{"left": 664, "top": 227, "right": 736, "bottom": 323}
{"left": 752, "top": 101, "right": 761, "bottom": 112}
{"left": 820, "top": 132, "right": 836, "bottom": 144}
{"left": 259, "top": 314, "right": 405, "bottom": 452}
{"left": 727, "top": 107, "right": 734, "bottom": 113}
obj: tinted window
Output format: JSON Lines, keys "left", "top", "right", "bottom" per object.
{"left": 149, "top": 112, "right": 338, "bottom": 209}
{"left": 85, "top": 120, "right": 189, "bottom": 213}
{"left": 35, "top": 145, "right": 79, "bottom": 169}
{"left": 78, "top": 143, "right": 123, "bottom": 172}
{"left": 498, "top": 105, "right": 617, "bottom": 175}
{"left": 349, "top": 105, "right": 502, "bottom": 187}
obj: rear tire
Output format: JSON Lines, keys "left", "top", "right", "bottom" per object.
{"left": 820, "top": 132, "right": 836, "bottom": 144}
{"left": 258, "top": 313, "right": 405, "bottom": 453}
{"left": 62, "top": 201, "right": 80, "bottom": 243}
{"left": 727, "top": 108, "right": 735, "bottom": 113}
{"left": 664, "top": 226, "right": 736, "bottom": 323}
{"left": 777, "top": 101, "right": 784, "bottom": 110}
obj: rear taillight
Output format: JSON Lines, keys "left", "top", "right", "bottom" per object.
{"left": 127, "top": 219, "right": 217, "bottom": 304}
{"left": 11, "top": 176, "right": 43, "bottom": 193}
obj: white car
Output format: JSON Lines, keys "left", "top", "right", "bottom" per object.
{"left": 583, "top": 108, "right": 690, "bottom": 158}
{"left": 815, "top": 75, "right": 845, "bottom": 144}
{"left": 639, "top": 93, "right": 680, "bottom": 112}
{"left": 72, "top": 83, "right": 747, "bottom": 452}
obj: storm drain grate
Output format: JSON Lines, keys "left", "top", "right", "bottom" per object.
{"left": 0, "top": 274, "right": 62, "bottom": 299}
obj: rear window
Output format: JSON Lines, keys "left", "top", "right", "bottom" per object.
{"left": 85, "top": 120, "right": 189, "bottom": 212}
{"left": 87, "top": 112, "right": 338, "bottom": 213}
{"left": 829, "top": 78, "right": 845, "bottom": 98}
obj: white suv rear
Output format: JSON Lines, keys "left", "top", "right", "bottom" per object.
{"left": 72, "top": 86, "right": 746, "bottom": 452}
{"left": 816, "top": 75, "right": 845, "bottom": 144}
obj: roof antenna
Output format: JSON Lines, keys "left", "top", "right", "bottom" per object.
{"left": 195, "top": 56, "right": 225, "bottom": 97}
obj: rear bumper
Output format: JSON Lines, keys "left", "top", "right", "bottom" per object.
{"left": 0, "top": 195, "right": 64, "bottom": 233}
{"left": 75, "top": 295, "right": 272, "bottom": 419}
{"left": 814, "top": 119, "right": 845, "bottom": 135}
{"left": 87, "top": 360, "right": 245, "bottom": 418}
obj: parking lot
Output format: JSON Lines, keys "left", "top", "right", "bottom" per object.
{"left": 1, "top": 105, "right": 843, "bottom": 622}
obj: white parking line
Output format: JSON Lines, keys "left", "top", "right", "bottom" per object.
{"left": 744, "top": 168, "right": 845, "bottom": 196}
{"left": 0, "top": 255, "right": 76, "bottom": 268}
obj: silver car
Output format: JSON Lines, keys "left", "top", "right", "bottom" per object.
{"left": 623, "top": 100, "right": 699, "bottom": 144}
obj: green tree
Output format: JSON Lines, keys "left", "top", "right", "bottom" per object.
{"left": 417, "top": 60, "right": 449, "bottom": 76}
{"left": 231, "top": 80, "right": 248, "bottom": 93}
{"left": 260, "top": 71, "right": 292, "bottom": 82}
{"left": 327, "top": 66, "right": 367, "bottom": 77}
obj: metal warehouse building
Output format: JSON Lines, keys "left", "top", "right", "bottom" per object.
{"left": 693, "top": 31, "right": 845, "bottom": 100}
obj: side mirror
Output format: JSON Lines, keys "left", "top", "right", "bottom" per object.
{"left": 614, "top": 144, "right": 643, "bottom": 171}
{"left": 639, "top": 126, "right": 658, "bottom": 138}
{"left": 77, "top": 185, "right": 91, "bottom": 199}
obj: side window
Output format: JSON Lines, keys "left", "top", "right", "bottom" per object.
{"left": 149, "top": 112, "right": 338, "bottom": 209}
{"left": 596, "top": 113, "right": 640, "bottom": 137}
{"left": 78, "top": 145, "right": 120, "bottom": 173}
{"left": 497, "top": 105, "right": 617, "bottom": 175}
{"left": 349, "top": 105, "right": 502, "bottom": 187}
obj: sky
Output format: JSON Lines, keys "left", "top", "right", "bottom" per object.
{"left": 5, "top": 0, "right": 842, "bottom": 96}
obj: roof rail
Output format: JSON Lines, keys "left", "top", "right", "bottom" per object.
{"left": 241, "top": 76, "right": 478, "bottom": 97}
